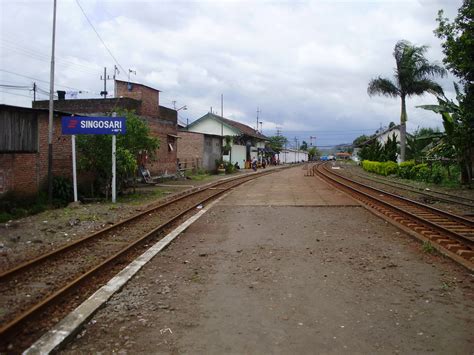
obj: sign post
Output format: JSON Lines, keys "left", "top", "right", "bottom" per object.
{"left": 111, "top": 112, "right": 117, "bottom": 203}
{"left": 71, "top": 134, "right": 78, "bottom": 202}
{"left": 62, "top": 115, "right": 126, "bottom": 203}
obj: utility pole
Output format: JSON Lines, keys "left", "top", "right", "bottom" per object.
{"left": 33, "top": 82, "right": 36, "bottom": 102}
{"left": 100, "top": 67, "right": 107, "bottom": 98}
{"left": 112, "top": 65, "right": 119, "bottom": 96}
{"left": 128, "top": 69, "right": 136, "bottom": 83}
{"left": 221, "top": 94, "right": 224, "bottom": 117}
{"left": 256, "top": 107, "right": 260, "bottom": 131}
{"left": 310, "top": 136, "right": 316, "bottom": 146}
{"left": 101, "top": 66, "right": 122, "bottom": 98}
{"left": 259, "top": 121, "right": 262, "bottom": 134}
{"left": 47, "top": 0, "right": 57, "bottom": 204}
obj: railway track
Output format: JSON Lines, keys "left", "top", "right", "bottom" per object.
{"left": 314, "top": 163, "right": 474, "bottom": 270}
{"left": 0, "top": 168, "right": 277, "bottom": 351}
{"left": 337, "top": 163, "right": 474, "bottom": 210}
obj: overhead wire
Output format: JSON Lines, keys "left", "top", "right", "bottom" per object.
{"left": 0, "top": 69, "right": 95, "bottom": 93}
{"left": 75, "top": 0, "right": 126, "bottom": 74}
{"left": 0, "top": 90, "right": 33, "bottom": 99}
{"left": 1, "top": 39, "right": 100, "bottom": 77}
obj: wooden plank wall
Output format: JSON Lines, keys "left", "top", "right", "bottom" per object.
{"left": 0, "top": 109, "right": 38, "bottom": 152}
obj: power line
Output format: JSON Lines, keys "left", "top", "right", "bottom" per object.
{"left": 0, "top": 69, "right": 93, "bottom": 92}
{"left": 75, "top": 0, "right": 126, "bottom": 74}
{"left": 0, "top": 90, "right": 33, "bottom": 99}
{"left": 1, "top": 41, "right": 98, "bottom": 76}
{"left": 0, "top": 84, "right": 32, "bottom": 89}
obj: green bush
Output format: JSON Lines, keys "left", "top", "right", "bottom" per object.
{"left": 398, "top": 160, "right": 415, "bottom": 179}
{"left": 52, "top": 176, "right": 73, "bottom": 204}
{"left": 411, "top": 163, "right": 430, "bottom": 182}
{"left": 223, "top": 161, "right": 236, "bottom": 174}
{"left": 362, "top": 160, "right": 398, "bottom": 176}
{"left": 430, "top": 163, "right": 444, "bottom": 184}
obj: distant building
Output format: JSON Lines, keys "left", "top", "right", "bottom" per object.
{"left": 279, "top": 148, "right": 308, "bottom": 163}
{"left": 356, "top": 124, "right": 404, "bottom": 162}
{"left": 33, "top": 79, "right": 178, "bottom": 176}
{"left": 185, "top": 113, "right": 268, "bottom": 167}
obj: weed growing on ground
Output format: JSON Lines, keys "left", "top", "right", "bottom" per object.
{"left": 422, "top": 241, "right": 435, "bottom": 254}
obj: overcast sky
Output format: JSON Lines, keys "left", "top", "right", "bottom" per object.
{"left": 0, "top": 0, "right": 462, "bottom": 147}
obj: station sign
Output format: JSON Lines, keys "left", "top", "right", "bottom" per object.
{"left": 61, "top": 116, "right": 126, "bottom": 135}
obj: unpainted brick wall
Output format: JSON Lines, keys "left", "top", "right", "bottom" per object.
{"left": 0, "top": 112, "right": 72, "bottom": 196}
{"left": 143, "top": 117, "right": 178, "bottom": 175}
{"left": 115, "top": 81, "right": 160, "bottom": 117}
{"left": 177, "top": 131, "right": 204, "bottom": 170}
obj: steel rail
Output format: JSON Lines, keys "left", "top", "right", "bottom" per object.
{"left": 338, "top": 164, "right": 474, "bottom": 208}
{"left": 0, "top": 169, "right": 273, "bottom": 280}
{"left": 0, "top": 169, "right": 276, "bottom": 340}
{"left": 315, "top": 164, "right": 474, "bottom": 250}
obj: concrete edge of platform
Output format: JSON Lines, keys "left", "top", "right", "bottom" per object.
{"left": 358, "top": 203, "right": 474, "bottom": 273}
{"left": 23, "top": 195, "right": 227, "bottom": 355}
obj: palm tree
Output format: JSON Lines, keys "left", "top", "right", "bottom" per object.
{"left": 368, "top": 40, "right": 446, "bottom": 162}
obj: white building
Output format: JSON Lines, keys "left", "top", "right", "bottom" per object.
{"left": 279, "top": 148, "right": 308, "bottom": 163}
{"left": 186, "top": 112, "right": 268, "bottom": 167}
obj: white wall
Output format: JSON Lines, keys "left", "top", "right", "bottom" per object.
{"left": 232, "top": 145, "right": 246, "bottom": 166}
{"left": 377, "top": 129, "right": 400, "bottom": 145}
{"left": 279, "top": 149, "right": 308, "bottom": 163}
{"left": 189, "top": 118, "right": 238, "bottom": 136}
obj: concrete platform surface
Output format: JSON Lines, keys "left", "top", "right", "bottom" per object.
{"left": 58, "top": 166, "right": 473, "bottom": 354}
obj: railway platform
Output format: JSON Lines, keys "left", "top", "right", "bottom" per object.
{"left": 24, "top": 165, "right": 474, "bottom": 353}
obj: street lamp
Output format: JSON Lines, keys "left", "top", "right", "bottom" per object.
{"left": 176, "top": 105, "right": 187, "bottom": 112}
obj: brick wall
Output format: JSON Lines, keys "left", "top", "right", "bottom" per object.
{"left": 177, "top": 131, "right": 204, "bottom": 170}
{"left": 33, "top": 98, "right": 140, "bottom": 115}
{"left": 143, "top": 117, "right": 178, "bottom": 175}
{"left": 0, "top": 154, "right": 37, "bottom": 195}
{"left": 115, "top": 80, "right": 159, "bottom": 117}
{"left": 0, "top": 111, "right": 72, "bottom": 196}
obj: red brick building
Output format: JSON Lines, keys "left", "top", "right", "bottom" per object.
{"left": 33, "top": 80, "right": 178, "bottom": 176}
{"left": 177, "top": 130, "right": 222, "bottom": 172}
{"left": 0, "top": 105, "right": 72, "bottom": 195}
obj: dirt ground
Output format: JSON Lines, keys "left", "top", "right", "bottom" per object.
{"left": 57, "top": 166, "right": 473, "bottom": 354}
{"left": 0, "top": 173, "right": 237, "bottom": 271}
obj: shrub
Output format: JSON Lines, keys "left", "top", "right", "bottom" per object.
{"left": 411, "top": 163, "right": 430, "bottom": 182}
{"left": 398, "top": 160, "right": 415, "bottom": 179}
{"left": 430, "top": 163, "right": 444, "bottom": 184}
{"left": 52, "top": 176, "right": 73, "bottom": 204}
{"left": 362, "top": 160, "right": 398, "bottom": 176}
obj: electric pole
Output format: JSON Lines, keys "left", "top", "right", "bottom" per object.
{"left": 256, "top": 107, "right": 260, "bottom": 131}
{"left": 100, "top": 67, "right": 107, "bottom": 98}
{"left": 47, "top": 0, "right": 57, "bottom": 204}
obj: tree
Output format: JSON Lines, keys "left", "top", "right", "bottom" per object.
{"left": 358, "top": 139, "right": 383, "bottom": 161}
{"left": 405, "top": 127, "right": 442, "bottom": 161}
{"left": 300, "top": 141, "right": 308, "bottom": 151}
{"left": 435, "top": 1, "right": 473, "bottom": 93}
{"left": 267, "top": 135, "right": 288, "bottom": 153}
{"left": 368, "top": 40, "right": 446, "bottom": 162}
{"left": 77, "top": 110, "right": 160, "bottom": 195}
{"left": 308, "top": 147, "right": 320, "bottom": 160}
{"left": 418, "top": 84, "right": 473, "bottom": 184}
{"left": 381, "top": 133, "right": 398, "bottom": 162}
{"left": 433, "top": 0, "right": 473, "bottom": 184}
{"left": 352, "top": 134, "right": 371, "bottom": 147}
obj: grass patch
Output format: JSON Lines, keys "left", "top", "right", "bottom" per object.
{"left": 422, "top": 241, "right": 435, "bottom": 254}
{"left": 117, "top": 189, "right": 165, "bottom": 205}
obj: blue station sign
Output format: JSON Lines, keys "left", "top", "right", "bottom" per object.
{"left": 61, "top": 116, "right": 126, "bottom": 135}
